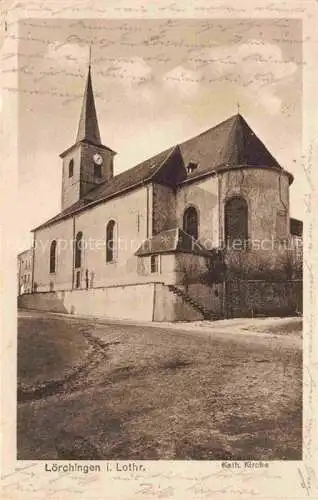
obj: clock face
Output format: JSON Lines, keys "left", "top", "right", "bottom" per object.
{"left": 93, "top": 153, "right": 103, "bottom": 165}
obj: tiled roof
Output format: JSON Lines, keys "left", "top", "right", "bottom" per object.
{"left": 84, "top": 146, "right": 176, "bottom": 204}
{"left": 33, "top": 113, "right": 292, "bottom": 231}
{"left": 135, "top": 228, "right": 212, "bottom": 257}
{"left": 179, "top": 113, "right": 282, "bottom": 179}
{"left": 33, "top": 147, "right": 176, "bottom": 230}
{"left": 34, "top": 199, "right": 87, "bottom": 228}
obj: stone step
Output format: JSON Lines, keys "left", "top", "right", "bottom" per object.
{"left": 167, "top": 285, "right": 216, "bottom": 320}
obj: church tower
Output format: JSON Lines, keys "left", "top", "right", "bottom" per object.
{"left": 59, "top": 63, "right": 116, "bottom": 211}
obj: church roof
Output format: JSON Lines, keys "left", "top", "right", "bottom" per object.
{"left": 84, "top": 146, "right": 178, "bottom": 203}
{"left": 33, "top": 113, "right": 293, "bottom": 231}
{"left": 179, "top": 113, "right": 284, "bottom": 180}
{"left": 34, "top": 147, "right": 177, "bottom": 229}
{"left": 76, "top": 65, "right": 101, "bottom": 145}
{"left": 135, "top": 228, "right": 212, "bottom": 257}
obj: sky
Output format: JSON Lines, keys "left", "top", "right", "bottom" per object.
{"left": 17, "top": 18, "right": 303, "bottom": 252}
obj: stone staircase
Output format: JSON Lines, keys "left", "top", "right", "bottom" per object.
{"left": 167, "top": 284, "right": 218, "bottom": 320}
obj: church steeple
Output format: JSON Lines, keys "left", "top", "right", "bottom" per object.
{"left": 76, "top": 64, "right": 101, "bottom": 145}
{"left": 59, "top": 55, "right": 116, "bottom": 212}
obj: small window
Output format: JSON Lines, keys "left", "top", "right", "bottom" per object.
{"left": 75, "top": 270, "right": 81, "bottom": 289}
{"left": 186, "top": 161, "right": 198, "bottom": 174}
{"left": 69, "top": 159, "right": 74, "bottom": 178}
{"left": 85, "top": 269, "right": 89, "bottom": 289}
{"left": 151, "top": 255, "right": 159, "bottom": 274}
{"left": 75, "top": 231, "right": 83, "bottom": 268}
{"left": 94, "top": 163, "right": 101, "bottom": 178}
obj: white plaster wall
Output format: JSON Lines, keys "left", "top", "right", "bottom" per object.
{"left": 33, "top": 185, "right": 155, "bottom": 292}
{"left": 33, "top": 218, "right": 74, "bottom": 292}
{"left": 176, "top": 176, "right": 219, "bottom": 249}
{"left": 19, "top": 283, "right": 155, "bottom": 321}
{"left": 74, "top": 186, "right": 151, "bottom": 288}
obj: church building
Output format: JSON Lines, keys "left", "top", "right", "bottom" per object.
{"left": 20, "top": 65, "right": 302, "bottom": 321}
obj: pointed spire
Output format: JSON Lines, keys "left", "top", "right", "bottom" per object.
{"left": 76, "top": 54, "right": 101, "bottom": 145}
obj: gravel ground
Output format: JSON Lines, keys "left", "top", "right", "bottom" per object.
{"left": 17, "top": 311, "right": 302, "bottom": 460}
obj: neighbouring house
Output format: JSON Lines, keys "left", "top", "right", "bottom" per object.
{"left": 18, "top": 248, "right": 33, "bottom": 295}
{"left": 290, "top": 217, "right": 303, "bottom": 258}
{"left": 18, "top": 64, "right": 302, "bottom": 321}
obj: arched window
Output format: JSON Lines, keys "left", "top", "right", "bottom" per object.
{"left": 106, "top": 220, "right": 116, "bottom": 262}
{"left": 49, "top": 240, "right": 57, "bottom": 273}
{"left": 68, "top": 159, "right": 74, "bottom": 178}
{"left": 224, "top": 196, "right": 248, "bottom": 247}
{"left": 183, "top": 206, "right": 199, "bottom": 240}
{"left": 75, "top": 231, "right": 83, "bottom": 268}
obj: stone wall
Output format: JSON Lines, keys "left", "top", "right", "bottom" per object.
{"left": 19, "top": 278, "right": 301, "bottom": 322}
{"left": 18, "top": 280, "right": 222, "bottom": 322}
{"left": 18, "top": 283, "right": 156, "bottom": 321}
{"left": 152, "top": 283, "right": 178, "bottom": 322}
{"left": 218, "top": 168, "right": 290, "bottom": 244}
{"left": 225, "top": 280, "right": 302, "bottom": 318}
{"left": 187, "top": 283, "right": 224, "bottom": 315}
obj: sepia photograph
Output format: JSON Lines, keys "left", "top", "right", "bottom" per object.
{"left": 16, "top": 18, "right": 303, "bottom": 462}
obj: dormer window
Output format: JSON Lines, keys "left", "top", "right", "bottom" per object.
{"left": 186, "top": 161, "right": 198, "bottom": 174}
{"left": 68, "top": 159, "right": 74, "bottom": 178}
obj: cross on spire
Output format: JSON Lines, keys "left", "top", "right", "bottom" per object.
{"left": 236, "top": 102, "right": 241, "bottom": 114}
{"left": 89, "top": 43, "right": 92, "bottom": 68}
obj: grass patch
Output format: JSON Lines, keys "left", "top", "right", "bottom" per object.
{"left": 18, "top": 317, "right": 92, "bottom": 387}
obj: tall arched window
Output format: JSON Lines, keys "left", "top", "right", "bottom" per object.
{"left": 106, "top": 220, "right": 116, "bottom": 262}
{"left": 75, "top": 231, "right": 83, "bottom": 268}
{"left": 49, "top": 240, "right": 57, "bottom": 273}
{"left": 183, "top": 206, "right": 199, "bottom": 240}
{"left": 224, "top": 196, "right": 248, "bottom": 247}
